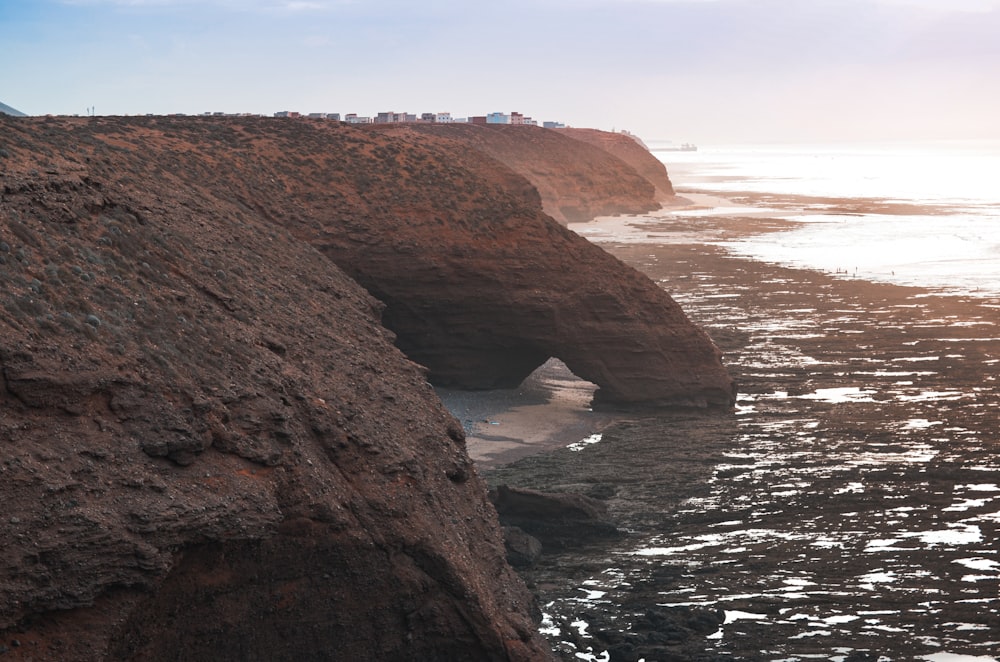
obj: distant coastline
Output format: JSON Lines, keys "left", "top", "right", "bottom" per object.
{"left": 652, "top": 142, "right": 698, "bottom": 152}
{"left": 0, "top": 100, "right": 26, "bottom": 117}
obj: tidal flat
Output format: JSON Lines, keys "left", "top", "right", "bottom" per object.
{"left": 477, "top": 213, "right": 999, "bottom": 661}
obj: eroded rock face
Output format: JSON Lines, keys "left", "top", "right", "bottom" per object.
{"left": 559, "top": 128, "right": 676, "bottom": 202}
{"left": 14, "top": 116, "right": 730, "bottom": 408}
{"left": 341, "top": 127, "right": 734, "bottom": 407}
{"left": 0, "top": 113, "right": 733, "bottom": 656}
{"left": 350, "top": 212, "right": 736, "bottom": 408}
{"left": 382, "top": 123, "right": 665, "bottom": 224}
{"left": 0, "top": 117, "right": 549, "bottom": 661}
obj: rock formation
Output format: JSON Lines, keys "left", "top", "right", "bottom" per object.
{"left": 0, "top": 114, "right": 733, "bottom": 660}
{"left": 384, "top": 123, "right": 665, "bottom": 224}
{"left": 558, "top": 127, "right": 676, "bottom": 202}
{"left": 349, "top": 126, "right": 732, "bottom": 407}
{"left": 0, "top": 117, "right": 548, "bottom": 661}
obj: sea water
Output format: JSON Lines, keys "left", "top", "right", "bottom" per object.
{"left": 526, "top": 142, "right": 1000, "bottom": 659}
{"left": 656, "top": 141, "right": 1000, "bottom": 297}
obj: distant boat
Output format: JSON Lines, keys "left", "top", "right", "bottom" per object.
{"left": 654, "top": 143, "right": 698, "bottom": 152}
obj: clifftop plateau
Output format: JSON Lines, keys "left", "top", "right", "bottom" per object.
{"left": 0, "top": 115, "right": 732, "bottom": 660}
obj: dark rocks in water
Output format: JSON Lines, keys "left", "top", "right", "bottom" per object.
{"left": 502, "top": 525, "right": 544, "bottom": 569}
{"left": 490, "top": 485, "right": 622, "bottom": 550}
{"left": 590, "top": 606, "right": 729, "bottom": 662}
{"left": 844, "top": 653, "right": 882, "bottom": 662}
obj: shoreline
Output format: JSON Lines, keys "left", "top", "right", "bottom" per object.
{"left": 479, "top": 207, "right": 999, "bottom": 659}
{"left": 450, "top": 195, "right": 872, "bottom": 473}
{"left": 437, "top": 359, "right": 621, "bottom": 470}
{"left": 445, "top": 195, "right": 798, "bottom": 472}
{"left": 454, "top": 192, "right": 1000, "bottom": 472}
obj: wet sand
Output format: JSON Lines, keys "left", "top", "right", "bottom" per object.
{"left": 471, "top": 207, "right": 1000, "bottom": 660}
{"left": 437, "top": 359, "right": 618, "bottom": 469}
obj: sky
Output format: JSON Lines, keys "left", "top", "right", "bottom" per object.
{"left": 3, "top": 0, "right": 1000, "bottom": 143}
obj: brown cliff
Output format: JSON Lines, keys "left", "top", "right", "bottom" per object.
{"left": 0, "top": 117, "right": 548, "bottom": 661}
{"left": 0, "top": 115, "right": 733, "bottom": 659}
{"left": 383, "top": 123, "right": 665, "bottom": 224}
{"left": 559, "top": 128, "right": 676, "bottom": 202}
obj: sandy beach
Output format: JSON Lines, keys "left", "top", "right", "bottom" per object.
{"left": 437, "top": 358, "right": 619, "bottom": 469}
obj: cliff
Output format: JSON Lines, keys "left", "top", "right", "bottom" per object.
{"left": 0, "top": 115, "right": 733, "bottom": 660}
{"left": 382, "top": 123, "right": 665, "bottom": 224}
{"left": 558, "top": 128, "right": 676, "bottom": 202}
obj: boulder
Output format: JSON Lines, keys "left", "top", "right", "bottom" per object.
{"left": 490, "top": 485, "right": 622, "bottom": 550}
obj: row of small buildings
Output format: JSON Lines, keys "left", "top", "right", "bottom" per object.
{"left": 272, "top": 109, "right": 566, "bottom": 129}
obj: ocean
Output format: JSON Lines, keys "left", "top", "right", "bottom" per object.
{"left": 490, "top": 142, "right": 1000, "bottom": 661}
{"left": 657, "top": 141, "right": 1000, "bottom": 298}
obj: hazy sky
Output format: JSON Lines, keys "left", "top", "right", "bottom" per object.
{"left": 3, "top": 0, "right": 1000, "bottom": 143}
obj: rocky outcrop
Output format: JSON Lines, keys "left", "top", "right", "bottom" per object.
{"left": 0, "top": 114, "right": 733, "bottom": 658}
{"left": 491, "top": 485, "right": 622, "bottom": 551}
{"left": 501, "top": 526, "right": 544, "bottom": 569}
{"left": 0, "top": 118, "right": 549, "bottom": 661}
{"left": 5, "top": 116, "right": 732, "bottom": 408}
{"left": 559, "top": 128, "right": 676, "bottom": 201}
{"left": 382, "top": 123, "right": 665, "bottom": 224}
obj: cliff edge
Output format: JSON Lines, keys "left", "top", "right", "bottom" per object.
{"left": 0, "top": 116, "right": 549, "bottom": 661}
{"left": 385, "top": 123, "right": 666, "bottom": 224}
{"left": 559, "top": 127, "right": 676, "bottom": 202}
{"left": 0, "top": 115, "right": 732, "bottom": 660}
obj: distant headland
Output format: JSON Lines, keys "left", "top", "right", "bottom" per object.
{"left": 0, "top": 100, "right": 26, "bottom": 117}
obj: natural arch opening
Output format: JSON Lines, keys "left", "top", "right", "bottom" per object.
{"left": 434, "top": 358, "right": 612, "bottom": 468}
{"left": 515, "top": 358, "right": 599, "bottom": 410}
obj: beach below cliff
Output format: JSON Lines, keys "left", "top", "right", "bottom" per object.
{"left": 437, "top": 359, "right": 616, "bottom": 468}
{"left": 465, "top": 207, "right": 1000, "bottom": 660}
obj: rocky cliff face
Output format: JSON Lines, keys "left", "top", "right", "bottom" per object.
{"left": 0, "top": 117, "right": 548, "bottom": 661}
{"left": 0, "top": 115, "right": 733, "bottom": 660}
{"left": 558, "top": 128, "right": 676, "bottom": 201}
{"left": 384, "top": 123, "right": 665, "bottom": 224}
